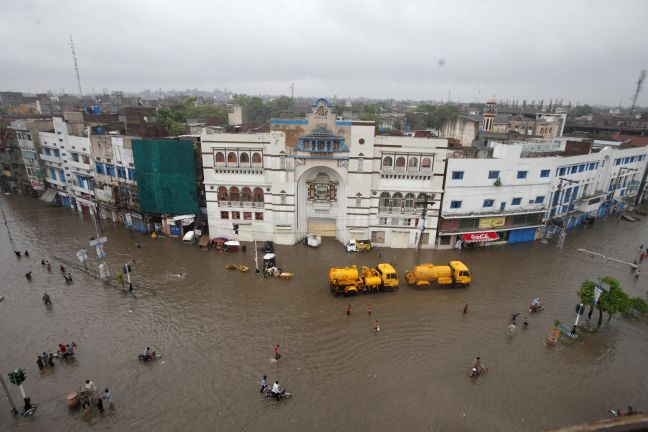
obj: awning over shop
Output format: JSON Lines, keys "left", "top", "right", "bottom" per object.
{"left": 39, "top": 188, "right": 57, "bottom": 203}
{"left": 461, "top": 232, "right": 499, "bottom": 243}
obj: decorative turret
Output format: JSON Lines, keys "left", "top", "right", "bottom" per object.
{"left": 482, "top": 97, "right": 497, "bottom": 131}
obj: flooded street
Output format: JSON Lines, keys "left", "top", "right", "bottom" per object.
{"left": 1, "top": 195, "right": 647, "bottom": 431}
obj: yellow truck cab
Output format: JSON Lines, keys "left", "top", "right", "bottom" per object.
{"left": 376, "top": 263, "right": 399, "bottom": 291}
{"left": 449, "top": 261, "right": 471, "bottom": 287}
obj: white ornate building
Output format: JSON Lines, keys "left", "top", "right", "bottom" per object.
{"left": 201, "top": 98, "right": 448, "bottom": 248}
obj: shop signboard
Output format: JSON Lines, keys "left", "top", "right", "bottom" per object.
{"left": 479, "top": 217, "right": 506, "bottom": 229}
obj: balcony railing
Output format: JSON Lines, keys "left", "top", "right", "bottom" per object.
{"left": 443, "top": 205, "right": 547, "bottom": 218}
{"left": 218, "top": 200, "right": 264, "bottom": 208}
{"left": 40, "top": 154, "right": 62, "bottom": 163}
{"left": 378, "top": 206, "right": 419, "bottom": 214}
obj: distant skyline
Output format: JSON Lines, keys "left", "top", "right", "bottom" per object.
{"left": 1, "top": 0, "right": 647, "bottom": 107}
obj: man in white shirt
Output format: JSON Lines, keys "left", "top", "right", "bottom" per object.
{"left": 271, "top": 381, "right": 282, "bottom": 400}
{"left": 84, "top": 380, "right": 97, "bottom": 398}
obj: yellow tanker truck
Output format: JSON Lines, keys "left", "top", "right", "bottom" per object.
{"left": 405, "top": 261, "right": 471, "bottom": 288}
{"left": 329, "top": 263, "right": 399, "bottom": 296}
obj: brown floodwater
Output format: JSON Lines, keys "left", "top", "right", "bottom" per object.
{"left": 0, "top": 195, "right": 647, "bottom": 431}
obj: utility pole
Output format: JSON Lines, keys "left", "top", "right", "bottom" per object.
{"left": 0, "top": 202, "right": 13, "bottom": 244}
{"left": 542, "top": 182, "right": 563, "bottom": 243}
{"left": 556, "top": 177, "right": 579, "bottom": 250}
{"left": 607, "top": 167, "right": 637, "bottom": 216}
{"left": 90, "top": 206, "right": 110, "bottom": 280}
{"left": 415, "top": 193, "right": 436, "bottom": 260}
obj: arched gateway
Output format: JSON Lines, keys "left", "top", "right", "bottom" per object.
{"left": 296, "top": 166, "right": 346, "bottom": 239}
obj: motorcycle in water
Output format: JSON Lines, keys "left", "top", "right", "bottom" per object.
{"left": 265, "top": 389, "right": 292, "bottom": 400}
{"left": 138, "top": 352, "right": 161, "bottom": 362}
{"left": 469, "top": 367, "right": 487, "bottom": 378}
{"left": 529, "top": 299, "right": 544, "bottom": 313}
{"left": 55, "top": 342, "right": 78, "bottom": 360}
{"left": 21, "top": 398, "right": 38, "bottom": 416}
{"left": 609, "top": 407, "right": 639, "bottom": 417}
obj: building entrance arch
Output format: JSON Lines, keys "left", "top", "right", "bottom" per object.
{"left": 296, "top": 166, "right": 346, "bottom": 239}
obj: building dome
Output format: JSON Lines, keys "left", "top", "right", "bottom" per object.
{"left": 486, "top": 97, "right": 497, "bottom": 105}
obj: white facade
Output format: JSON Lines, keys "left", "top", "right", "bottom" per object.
{"left": 91, "top": 134, "right": 139, "bottom": 221}
{"left": 201, "top": 98, "right": 447, "bottom": 248}
{"left": 38, "top": 117, "right": 96, "bottom": 211}
{"left": 439, "top": 140, "right": 648, "bottom": 249}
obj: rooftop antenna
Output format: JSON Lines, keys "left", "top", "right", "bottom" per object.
{"left": 630, "top": 69, "right": 646, "bottom": 114}
{"left": 70, "top": 34, "right": 83, "bottom": 97}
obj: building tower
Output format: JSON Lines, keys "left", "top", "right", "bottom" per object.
{"left": 482, "top": 97, "right": 496, "bottom": 131}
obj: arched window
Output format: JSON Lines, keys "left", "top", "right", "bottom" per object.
{"left": 240, "top": 153, "right": 250, "bottom": 165}
{"left": 215, "top": 152, "right": 225, "bottom": 163}
{"left": 379, "top": 192, "right": 391, "bottom": 208}
{"left": 229, "top": 186, "right": 240, "bottom": 202}
{"left": 421, "top": 157, "right": 431, "bottom": 168}
{"left": 392, "top": 192, "right": 403, "bottom": 210}
{"left": 227, "top": 152, "right": 237, "bottom": 164}
{"left": 217, "top": 186, "right": 228, "bottom": 201}
{"left": 253, "top": 187, "right": 264, "bottom": 203}
{"left": 241, "top": 187, "right": 252, "bottom": 201}
{"left": 404, "top": 193, "right": 415, "bottom": 208}
{"left": 408, "top": 157, "right": 418, "bottom": 168}
{"left": 395, "top": 157, "right": 406, "bottom": 167}
{"left": 416, "top": 193, "right": 426, "bottom": 202}
{"left": 252, "top": 152, "right": 262, "bottom": 164}
{"left": 356, "top": 193, "right": 362, "bottom": 207}
{"left": 382, "top": 156, "right": 392, "bottom": 167}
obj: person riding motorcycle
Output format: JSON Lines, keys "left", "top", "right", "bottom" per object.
{"left": 530, "top": 297, "right": 542, "bottom": 311}
{"left": 64, "top": 343, "right": 76, "bottom": 358}
{"left": 271, "top": 381, "right": 282, "bottom": 401}
{"left": 144, "top": 347, "right": 153, "bottom": 361}
{"left": 471, "top": 357, "right": 486, "bottom": 376}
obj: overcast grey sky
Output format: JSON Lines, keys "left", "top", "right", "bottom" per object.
{"left": 1, "top": 0, "right": 647, "bottom": 106}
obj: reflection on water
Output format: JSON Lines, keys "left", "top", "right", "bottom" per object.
{"left": 0, "top": 195, "right": 647, "bottom": 431}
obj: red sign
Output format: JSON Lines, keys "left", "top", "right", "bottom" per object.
{"left": 461, "top": 232, "right": 499, "bottom": 243}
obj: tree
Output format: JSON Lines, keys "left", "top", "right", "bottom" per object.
{"left": 627, "top": 296, "right": 648, "bottom": 314}
{"left": 157, "top": 98, "right": 193, "bottom": 136}
{"left": 408, "top": 103, "right": 461, "bottom": 129}
{"left": 116, "top": 271, "right": 125, "bottom": 288}
{"left": 571, "top": 104, "right": 593, "bottom": 118}
{"left": 578, "top": 277, "right": 634, "bottom": 327}
{"left": 157, "top": 97, "right": 228, "bottom": 136}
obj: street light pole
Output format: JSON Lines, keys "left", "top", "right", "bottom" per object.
{"left": 0, "top": 371, "right": 18, "bottom": 415}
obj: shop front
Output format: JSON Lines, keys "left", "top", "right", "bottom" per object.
{"left": 438, "top": 212, "right": 544, "bottom": 249}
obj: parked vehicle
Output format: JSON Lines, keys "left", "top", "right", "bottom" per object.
{"left": 182, "top": 231, "right": 196, "bottom": 244}
{"left": 329, "top": 263, "right": 398, "bottom": 296}
{"left": 306, "top": 234, "right": 321, "bottom": 247}
{"left": 263, "top": 253, "right": 277, "bottom": 269}
{"left": 224, "top": 240, "right": 240, "bottom": 252}
{"left": 213, "top": 237, "right": 228, "bottom": 251}
{"left": 345, "top": 239, "right": 372, "bottom": 252}
{"left": 199, "top": 235, "right": 210, "bottom": 251}
{"left": 405, "top": 261, "right": 471, "bottom": 288}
